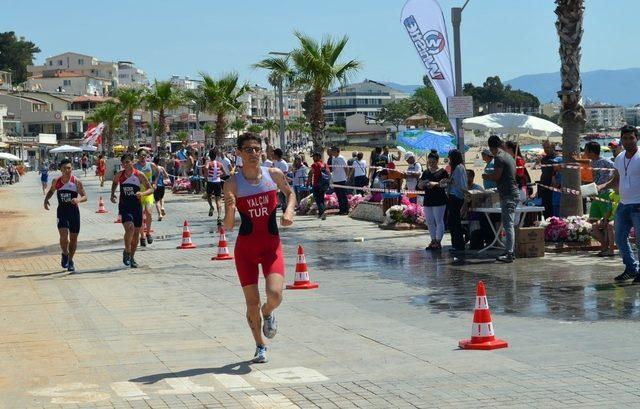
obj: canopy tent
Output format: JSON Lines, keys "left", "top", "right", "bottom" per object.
{"left": 0, "top": 152, "right": 22, "bottom": 161}
{"left": 396, "top": 129, "right": 466, "bottom": 157}
{"left": 81, "top": 145, "right": 97, "bottom": 152}
{"left": 49, "top": 145, "right": 83, "bottom": 154}
{"left": 463, "top": 113, "right": 563, "bottom": 141}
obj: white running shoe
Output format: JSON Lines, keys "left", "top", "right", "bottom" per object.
{"left": 252, "top": 345, "right": 268, "bottom": 363}
{"left": 262, "top": 314, "right": 277, "bottom": 339}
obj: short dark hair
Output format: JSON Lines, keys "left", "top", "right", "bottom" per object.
{"left": 466, "top": 168, "right": 476, "bottom": 178}
{"left": 330, "top": 146, "right": 340, "bottom": 153}
{"left": 448, "top": 149, "right": 463, "bottom": 170}
{"left": 237, "top": 132, "right": 262, "bottom": 149}
{"left": 505, "top": 140, "right": 517, "bottom": 152}
{"left": 153, "top": 156, "right": 160, "bottom": 165}
{"left": 59, "top": 158, "right": 72, "bottom": 167}
{"left": 488, "top": 135, "right": 502, "bottom": 149}
{"left": 208, "top": 148, "right": 215, "bottom": 160}
{"left": 620, "top": 124, "right": 638, "bottom": 138}
{"left": 312, "top": 151, "right": 322, "bottom": 159}
{"left": 121, "top": 153, "right": 133, "bottom": 162}
{"left": 136, "top": 148, "right": 147, "bottom": 156}
{"left": 374, "top": 147, "right": 382, "bottom": 154}
{"left": 428, "top": 149, "right": 439, "bottom": 161}
{"left": 584, "top": 141, "right": 601, "bottom": 156}
{"left": 274, "top": 148, "right": 283, "bottom": 159}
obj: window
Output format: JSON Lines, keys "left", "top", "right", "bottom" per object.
{"left": 58, "top": 60, "right": 63, "bottom": 66}
{"left": 63, "top": 80, "right": 71, "bottom": 86}
{"left": 78, "top": 59, "right": 84, "bottom": 65}
{"left": 49, "top": 61, "right": 52, "bottom": 66}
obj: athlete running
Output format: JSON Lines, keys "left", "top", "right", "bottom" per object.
{"left": 223, "top": 133, "right": 296, "bottom": 364}
{"left": 39, "top": 159, "right": 49, "bottom": 195}
{"left": 96, "top": 154, "right": 106, "bottom": 187}
{"left": 152, "top": 156, "right": 170, "bottom": 221}
{"left": 44, "top": 158, "right": 87, "bottom": 272}
{"left": 111, "top": 153, "right": 152, "bottom": 268}
{"left": 206, "top": 148, "right": 229, "bottom": 225}
{"left": 133, "top": 149, "right": 158, "bottom": 246}
{"left": 81, "top": 154, "right": 89, "bottom": 177}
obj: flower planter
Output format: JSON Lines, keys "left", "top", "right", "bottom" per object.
{"left": 379, "top": 222, "right": 426, "bottom": 230}
{"left": 349, "top": 202, "right": 385, "bottom": 223}
{"left": 545, "top": 240, "right": 600, "bottom": 253}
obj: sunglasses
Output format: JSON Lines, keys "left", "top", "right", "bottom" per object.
{"left": 241, "top": 147, "right": 262, "bottom": 154}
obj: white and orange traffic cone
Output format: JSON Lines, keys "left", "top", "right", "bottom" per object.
{"left": 95, "top": 196, "right": 108, "bottom": 214}
{"left": 177, "top": 220, "right": 197, "bottom": 249}
{"left": 286, "top": 245, "right": 319, "bottom": 290}
{"left": 114, "top": 214, "right": 122, "bottom": 224}
{"left": 459, "top": 281, "right": 508, "bottom": 350}
{"left": 212, "top": 227, "right": 233, "bottom": 260}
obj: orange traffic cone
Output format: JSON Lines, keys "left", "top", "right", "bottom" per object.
{"left": 95, "top": 196, "right": 108, "bottom": 213}
{"left": 114, "top": 214, "right": 122, "bottom": 223}
{"left": 212, "top": 227, "right": 233, "bottom": 260}
{"left": 459, "top": 281, "right": 508, "bottom": 350}
{"left": 286, "top": 245, "right": 319, "bottom": 290}
{"left": 177, "top": 220, "right": 197, "bottom": 249}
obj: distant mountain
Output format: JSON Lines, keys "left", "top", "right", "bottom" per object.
{"left": 506, "top": 68, "right": 640, "bottom": 106}
{"left": 382, "top": 82, "right": 422, "bottom": 95}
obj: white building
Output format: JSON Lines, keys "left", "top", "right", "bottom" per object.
{"left": 117, "top": 61, "right": 149, "bottom": 88}
{"left": 324, "top": 80, "right": 409, "bottom": 125}
{"left": 539, "top": 102, "right": 560, "bottom": 118}
{"left": 624, "top": 106, "right": 640, "bottom": 126}
{"left": 584, "top": 104, "right": 625, "bottom": 129}
{"left": 169, "top": 75, "right": 202, "bottom": 90}
{"left": 239, "top": 85, "right": 306, "bottom": 123}
{"left": 0, "top": 104, "right": 7, "bottom": 137}
{"left": 26, "top": 72, "right": 113, "bottom": 96}
{"left": 28, "top": 52, "right": 118, "bottom": 84}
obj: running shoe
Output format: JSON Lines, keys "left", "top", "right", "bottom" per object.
{"left": 130, "top": 258, "right": 138, "bottom": 268}
{"left": 262, "top": 314, "right": 277, "bottom": 339}
{"left": 209, "top": 207, "right": 214, "bottom": 217}
{"left": 321, "top": 213, "right": 326, "bottom": 221}
{"left": 140, "top": 236, "right": 146, "bottom": 247}
{"left": 61, "top": 253, "right": 69, "bottom": 269}
{"left": 252, "top": 345, "right": 268, "bottom": 363}
{"left": 146, "top": 235, "right": 153, "bottom": 244}
{"left": 217, "top": 217, "right": 222, "bottom": 227}
{"left": 615, "top": 270, "right": 637, "bottom": 282}
{"left": 632, "top": 275, "right": 640, "bottom": 284}
{"left": 496, "top": 253, "right": 515, "bottom": 263}
{"left": 123, "top": 250, "right": 130, "bottom": 266}
{"left": 161, "top": 208, "right": 166, "bottom": 216}
{"left": 67, "top": 260, "right": 75, "bottom": 272}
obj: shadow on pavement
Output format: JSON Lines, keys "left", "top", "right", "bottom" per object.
{"left": 129, "top": 360, "right": 253, "bottom": 384}
{"left": 6, "top": 266, "right": 127, "bottom": 280}
{"left": 7, "top": 270, "right": 69, "bottom": 279}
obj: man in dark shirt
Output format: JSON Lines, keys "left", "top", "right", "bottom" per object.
{"left": 483, "top": 135, "right": 519, "bottom": 263}
{"left": 539, "top": 141, "right": 558, "bottom": 218}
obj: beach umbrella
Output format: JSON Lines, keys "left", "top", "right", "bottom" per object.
{"left": 463, "top": 113, "right": 563, "bottom": 139}
{"left": 397, "top": 129, "right": 468, "bottom": 157}
{"left": 0, "top": 152, "right": 21, "bottom": 161}
{"left": 81, "top": 145, "right": 97, "bottom": 152}
{"left": 49, "top": 145, "right": 83, "bottom": 154}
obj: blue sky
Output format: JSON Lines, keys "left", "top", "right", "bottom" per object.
{"left": 3, "top": 0, "right": 638, "bottom": 87}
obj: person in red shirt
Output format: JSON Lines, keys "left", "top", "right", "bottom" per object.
{"left": 96, "top": 154, "right": 106, "bottom": 187}
{"left": 505, "top": 141, "right": 531, "bottom": 199}
{"left": 307, "top": 152, "right": 330, "bottom": 220}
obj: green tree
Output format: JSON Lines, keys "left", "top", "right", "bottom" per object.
{"left": 262, "top": 119, "right": 278, "bottom": 145}
{"left": 202, "top": 123, "right": 214, "bottom": 148}
{"left": 247, "top": 124, "right": 263, "bottom": 135}
{"left": 411, "top": 87, "right": 448, "bottom": 127}
{"left": 379, "top": 99, "right": 413, "bottom": 132}
{"left": 253, "top": 56, "right": 295, "bottom": 145}
{"left": 556, "top": 0, "right": 585, "bottom": 216}
{"left": 87, "top": 102, "right": 123, "bottom": 155}
{"left": 291, "top": 31, "right": 362, "bottom": 152}
{"left": 230, "top": 118, "right": 247, "bottom": 137}
{"left": 199, "top": 72, "right": 250, "bottom": 147}
{"left": 0, "top": 32, "right": 40, "bottom": 84}
{"left": 144, "top": 81, "right": 184, "bottom": 151}
{"left": 116, "top": 87, "right": 144, "bottom": 149}
{"left": 176, "top": 130, "right": 189, "bottom": 143}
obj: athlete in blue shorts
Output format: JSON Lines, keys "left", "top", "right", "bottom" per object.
{"left": 44, "top": 158, "right": 87, "bottom": 272}
{"left": 111, "top": 154, "right": 152, "bottom": 268}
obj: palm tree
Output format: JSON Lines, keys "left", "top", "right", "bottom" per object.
{"left": 291, "top": 31, "right": 362, "bottom": 152}
{"left": 286, "top": 122, "right": 297, "bottom": 145}
{"left": 253, "top": 57, "right": 295, "bottom": 148}
{"left": 144, "top": 81, "right": 184, "bottom": 151}
{"left": 116, "top": 87, "right": 144, "bottom": 150}
{"left": 262, "top": 119, "right": 277, "bottom": 145}
{"left": 247, "top": 124, "right": 264, "bottom": 136}
{"left": 184, "top": 86, "right": 207, "bottom": 130}
{"left": 556, "top": 0, "right": 586, "bottom": 216}
{"left": 229, "top": 118, "right": 247, "bottom": 138}
{"left": 199, "top": 72, "right": 250, "bottom": 147}
{"left": 87, "top": 102, "right": 122, "bottom": 155}
{"left": 202, "top": 123, "right": 214, "bottom": 149}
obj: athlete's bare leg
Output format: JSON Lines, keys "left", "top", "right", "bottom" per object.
{"left": 242, "top": 284, "right": 266, "bottom": 346}
{"left": 215, "top": 196, "right": 222, "bottom": 216}
{"left": 123, "top": 222, "right": 134, "bottom": 254}
{"left": 59, "top": 228, "right": 69, "bottom": 255}
{"left": 261, "top": 274, "right": 284, "bottom": 318}
{"left": 130, "top": 227, "right": 140, "bottom": 258}
{"left": 207, "top": 193, "right": 214, "bottom": 216}
{"left": 155, "top": 200, "right": 162, "bottom": 221}
{"left": 144, "top": 206, "right": 152, "bottom": 237}
{"left": 68, "top": 233, "right": 78, "bottom": 260}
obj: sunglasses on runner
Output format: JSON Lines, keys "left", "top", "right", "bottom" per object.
{"left": 241, "top": 147, "right": 262, "bottom": 154}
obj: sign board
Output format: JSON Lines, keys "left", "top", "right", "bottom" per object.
{"left": 189, "top": 130, "right": 204, "bottom": 142}
{"left": 54, "top": 111, "right": 62, "bottom": 120}
{"left": 447, "top": 96, "right": 474, "bottom": 119}
{"left": 38, "top": 133, "right": 57, "bottom": 145}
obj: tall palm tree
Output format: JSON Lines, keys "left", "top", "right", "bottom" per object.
{"left": 262, "top": 119, "right": 277, "bottom": 145}
{"left": 184, "top": 86, "right": 207, "bottom": 130}
{"left": 229, "top": 118, "right": 247, "bottom": 138}
{"left": 253, "top": 57, "right": 295, "bottom": 148}
{"left": 87, "top": 101, "right": 122, "bottom": 155}
{"left": 144, "top": 81, "right": 184, "bottom": 151}
{"left": 116, "top": 87, "right": 144, "bottom": 150}
{"left": 247, "top": 124, "right": 264, "bottom": 136}
{"left": 291, "top": 31, "right": 362, "bottom": 152}
{"left": 202, "top": 123, "right": 214, "bottom": 149}
{"left": 199, "top": 72, "right": 250, "bottom": 147}
{"left": 556, "top": 0, "right": 586, "bottom": 216}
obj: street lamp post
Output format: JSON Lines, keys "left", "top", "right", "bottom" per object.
{"left": 452, "top": 0, "right": 471, "bottom": 156}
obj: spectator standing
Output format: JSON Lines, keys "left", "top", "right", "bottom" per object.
{"left": 584, "top": 141, "right": 615, "bottom": 221}
{"left": 330, "top": 146, "right": 349, "bottom": 215}
{"left": 481, "top": 148, "right": 497, "bottom": 190}
{"left": 273, "top": 148, "right": 290, "bottom": 211}
{"left": 291, "top": 156, "right": 309, "bottom": 203}
{"left": 352, "top": 152, "right": 368, "bottom": 193}
{"left": 347, "top": 151, "right": 357, "bottom": 186}
{"left": 418, "top": 150, "right": 448, "bottom": 251}
{"left": 369, "top": 147, "right": 387, "bottom": 186}
{"left": 308, "top": 152, "right": 329, "bottom": 220}
{"left": 591, "top": 189, "right": 619, "bottom": 257}
{"left": 446, "top": 149, "right": 468, "bottom": 263}
{"left": 598, "top": 125, "right": 640, "bottom": 282}
{"left": 405, "top": 152, "right": 423, "bottom": 203}
{"left": 483, "top": 135, "right": 519, "bottom": 263}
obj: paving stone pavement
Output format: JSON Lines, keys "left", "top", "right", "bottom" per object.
{"left": 2, "top": 171, "right": 640, "bottom": 408}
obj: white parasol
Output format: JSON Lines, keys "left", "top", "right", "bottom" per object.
{"left": 0, "top": 152, "right": 22, "bottom": 161}
{"left": 463, "top": 113, "right": 563, "bottom": 140}
{"left": 49, "top": 145, "right": 83, "bottom": 154}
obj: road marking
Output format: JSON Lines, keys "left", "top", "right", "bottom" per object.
{"left": 211, "top": 373, "right": 255, "bottom": 391}
{"left": 250, "top": 367, "right": 328, "bottom": 384}
{"left": 110, "top": 382, "right": 148, "bottom": 400}
{"left": 248, "top": 392, "right": 299, "bottom": 408}
{"left": 158, "top": 377, "right": 216, "bottom": 395}
{"left": 29, "top": 383, "right": 110, "bottom": 404}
